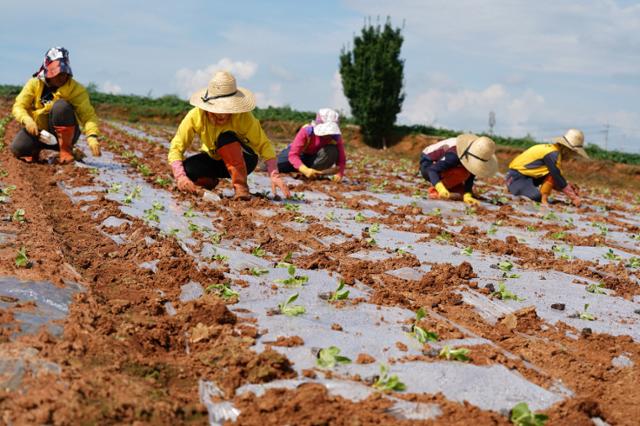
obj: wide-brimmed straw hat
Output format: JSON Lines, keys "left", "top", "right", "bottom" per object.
{"left": 553, "top": 129, "right": 589, "bottom": 158}
{"left": 189, "top": 71, "right": 256, "bottom": 114}
{"left": 456, "top": 134, "right": 499, "bottom": 178}
{"left": 312, "top": 108, "right": 341, "bottom": 136}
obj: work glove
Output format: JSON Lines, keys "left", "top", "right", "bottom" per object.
{"left": 299, "top": 164, "right": 322, "bottom": 179}
{"left": 177, "top": 175, "right": 198, "bottom": 194}
{"left": 87, "top": 135, "right": 101, "bottom": 157}
{"left": 434, "top": 182, "right": 450, "bottom": 199}
{"left": 24, "top": 117, "right": 39, "bottom": 136}
{"left": 270, "top": 171, "right": 291, "bottom": 199}
{"left": 463, "top": 193, "right": 479, "bottom": 205}
{"left": 332, "top": 174, "right": 343, "bottom": 183}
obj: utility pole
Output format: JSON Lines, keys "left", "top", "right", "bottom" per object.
{"left": 488, "top": 111, "right": 496, "bottom": 135}
{"left": 604, "top": 123, "right": 610, "bottom": 151}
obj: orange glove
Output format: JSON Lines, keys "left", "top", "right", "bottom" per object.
{"left": 540, "top": 176, "right": 554, "bottom": 205}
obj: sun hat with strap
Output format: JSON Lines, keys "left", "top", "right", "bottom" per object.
{"left": 456, "top": 134, "right": 499, "bottom": 178}
{"left": 553, "top": 129, "right": 589, "bottom": 158}
{"left": 189, "top": 70, "right": 256, "bottom": 114}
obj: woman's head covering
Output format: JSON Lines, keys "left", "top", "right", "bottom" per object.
{"left": 312, "top": 108, "right": 341, "bottom": 136}
{"left": 456, "top": 134, "right": 499, "bottom": 178}
{"left": 554, "top": 129, "right": 589, "bottom": 158}
{"left": 189, "top": 70, "right": 255, "bottom": 114}
{"left": 33, "top": 47, "right": 73, "bottom": 81}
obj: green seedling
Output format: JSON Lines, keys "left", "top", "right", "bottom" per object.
{"left": 602, "top": 249, "right": 621, "bottom": 261}
{"left": 487, "top": 224, "right": 498, "bottom": 235}
{"left": 498, "top": 260, "right": 514, "bottom": 272}
{"left": 369, "top": 223, "right": 380, "bottom": 234}
{"left": 166, "top": 228, "right": 180, "bottom": 237}
{"left": 586, "top": 282, "right": 606, "bottom": 295}
{"left": 435, "top": 232, "right": 452, "bottom": 243}
{"left": 372, "top": 364, "right": 406, "bottom": 392}
{"left": 369, "top": 180, "right": 388, "bottom": 193}
{"left": 354, "top": 212, "right": 365, "bottom": 222}
{"left": 154, "top": 176, "right": 172, "bottom": 187}
{"left": 1, "top": 185, "right": 17, "bottom": 196}
{"left": 284, "top": 203, "right": 300, "bottom": 212}
{"left": 591, "top": 222, "right": 609, "bottom": 236}
{"left": 278, "top": 293, "right": 306, "bottom": 316}
{"left": 151, "top": 201, "right": 165, "bottom": 211}
{"left": 453, "top": 218, "right": 464, "bottom": 226}
{"left": 293, "top": 215, "right": 307, "bottom": 223}
{"left": 461, "top": 247, "right": 473, "bottom": 256}
{"left": 212, "top": 253, "right": 228, "bottom": 263}
{"left": 250, "top": 267, "right": 269, "bottom": 276}
{"left": 11, "top": 209, "right": 25, "bottom": 223}
{"left": 551, "top": 232, "right": 566, "bottom": 240}
{"left": 137, "top": 163, "right": 153, "bottom": 176}
{"left": 276, "top": 252, "right": 293, "bottom": 268}
{"left": 579, "top": 303, "right": 596, "bottom": 321}
{"left": 316, "top": 346, "right": 352, "bottom": 369}
{"left": 542, "top": 212, "right": 558, "bottom": 221}
{"left": 329, "top": 280, "right": 350, "bottom": 301}
{"left": 291, "top": 192, "right": 305, "bottom": 201}
{"left": 439, "top": 345, "right": 470, "bottom": 362}
{"left": 365, "top": 236, "right": 377, "bottom": 246}
{"left": 275, "top": 264, "right": 308, "bottom": 287}
{"left": 87, "top": 167, "right": 99, "bottom": 175}
{"left": 412, "top": 307, "right": 438, "bottom": 344}
{"left": 626, "top": 257, "right": 640, "bottom": 269}
{"left": 510, "top": 402, "right": 548, "bottom": 426}
{"left": 428, "top": 208, "right": 442, "bottom": 217}
{"left": 108, "top": 183, "right": 122, "bottom": 193}
{"left": 632, "top": 234, "right": 640, "bottom": 241}
{"left": 526, "top": 225, "right": 537, "bottom": 232}
{"left": 183, "top": 207, "right": 196, "bottom": 218}
{"left": 464, "top": 206, "right": 477, "bottom": 216}
{"left": 490, "top": 195, "right": 509, "bottom": 205}
{"left": 492, "top": 282, "right": 525, "bottom": 301}
{"left": 188, "top": 222, "right": 201, "bottom": 232}
{"left": 325, "top": 211, "right": 336, "bottom": 221}
{"left": 551, "top": 244, "right": 573, "bottom": 260}
{"left": 143, "top": 208, "right": 160, "bottom": 223}
{"left": 0, "top": 169, "right": 7, "bottom": 178}
{"left": 15, "top": 247, "right": 30, "bottom": 268}
{"left": 564, "top": 217, "right": 575, "bottom": 227}
{"left": 252, "top": 245, "right": 266, "bottom": 257}
{"left": 206, "top": 282, "right": 239, "bottom": 300}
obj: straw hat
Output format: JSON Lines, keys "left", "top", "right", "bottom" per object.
{"left": 456, "top": 134, "right": 498, "bottom": 178}
{"left": 312, "top": 108, "right": 341, "bottom": 136}
{"left": 554, "top": 129, "right": 589, "bottom": 158}
{"left": 189, "top": 71, "right": 256, "bottom": 114}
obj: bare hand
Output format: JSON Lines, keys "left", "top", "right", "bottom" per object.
{"left": 270, "top": 172, "right": 291, "bottom": 199}
{"left": 177, "top": 176, "right": 198, "bottom": 194}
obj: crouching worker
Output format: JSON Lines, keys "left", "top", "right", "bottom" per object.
{"left": 11, "top": 47, "right": 101, "bottom": 164}
{"left": 420, "top": 134, "right": 498, "bottom": 205}
{"left": 277, "top": 108, "right": 346, "bottom": 182}
{"left": 168, "top": 71, "right": 290, "bottom": 200}
{"left": 506, "top": 129, "right": 587, "bottom": 207}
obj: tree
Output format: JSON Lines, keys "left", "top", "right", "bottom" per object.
{"left": 340, "top": 18, "right": 405, "bottom": 148}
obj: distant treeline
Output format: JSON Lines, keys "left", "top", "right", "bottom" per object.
{"left": 1, "top": 83, "right": 639, "bottom": 165}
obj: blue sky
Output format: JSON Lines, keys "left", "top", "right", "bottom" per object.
{"left": 1, "top": 0, "right": 639, "bottom": 153}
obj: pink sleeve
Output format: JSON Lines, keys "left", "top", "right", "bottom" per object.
{"left": 170, "top": 160, "right": 187, "bottom": 179}
{"left": 287, "top": 127, "right": 308, "bottom": 170}
{"left": 336, "top": 136, "right": 346, "bottom": 175}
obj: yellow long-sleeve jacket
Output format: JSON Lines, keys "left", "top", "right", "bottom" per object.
{"left": 168, "top": 107, "right": 276, "bottom": 163}
{"left": 12, "top": 78, "right": 99, "bottom": 136}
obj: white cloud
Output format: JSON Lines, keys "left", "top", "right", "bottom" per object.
{"left": 101, "top": 81, "right": 122, "bottom": 94}
{"left": 401, "top": 79, "right": 546, "bottom": 137}
{"left": 175, "top": 58, "right": 258, "bottom": 98}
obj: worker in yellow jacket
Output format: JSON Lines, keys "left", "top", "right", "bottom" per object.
{"left": 168, "top": 70, "right": 290, "bottom": 200}
{"left": 506, "top": 129, "right": 588, "bottom": 206}
{"left": 11, "top": 47, "right": 101, "bottom": 164}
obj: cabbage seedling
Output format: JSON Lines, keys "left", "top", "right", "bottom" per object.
{"left": 11, "top": 209, "right": 25, "bottom": 223}
{"left": 15, "top": 247, "right": 30, "bottom": 268}
{"left": 316, "top": 346, "right": 351, "bottom": 369}
{"left": 354, "top": 212, "right": 365, "bottom": 222}
{"left": 372, "top": 364, "right": 406, "bottom": 392}
{"left": 439, "top": 345, "right": 470, "bottom": 362}
{"left": 461, "top": 246, "right": 473, "bottom": 256}
{"left": 369, "top": 223, "right": 380, "bottom": 234}
{"left": 510, "top": 402, "right": 548, "bottom": 426}
{"left": 154, "top": 176, "right": 172, "bottom": 187}
{"left": 108, "top": 183, "right": 122, "bottom": 193}
{"left": 275, "top": 264, "right": 308, "bottom": 287}
{"left": 250, "top": 267, "right": 269, "bottom": 276}
{"left": 412, "top": 307, "right": 438, "bottom": 344}
{"left": 143, "top": 208, "right": 160, "bottom": 223}
{"left": 206, "top": 283, "right": 239, "bottom": 300}
{"left": 278, "top": 293, "right": 306, "bottom": 316}
{"left": 586, "top": 282, "right": 606, "bottom": 295}
{"left": 293, "top": 215, "right": 307, "bottom": 223}
{"left": 252, "top": 245, "right": 266, "bottom": 257}
{"left": 284, "top": 203, "right": 300, "bottom": 212}
{"left": 498, "top": 260, "right": 514, "bottom": 271}
{"left": 325, "top": 211, "right": 336, "bottom": 221}
{"left": 579, "top": 304, "right": 596, "bottom": 321}
{"left": 276, "top": 252, "right": 293, "bottom": 268}
{"left": 428, "top": 208, "right": 442, "bottom": 217}
{"left": 602, "top": 249, "right": 621, "bottom": 261}
{"left": 492, "top": 282, "right": 524, "bottom": 301}
{"left": 329, "top": 280, "right": 350, "bottom": 301}
{"left": 627, "top": 257, "right": 640, "bottom": 269}
{"left": 0, "top": 185, "right": 16, "bottom": 196}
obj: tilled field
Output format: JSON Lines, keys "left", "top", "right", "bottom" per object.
{"left": 1, "top": 103, "right": 639, "bottom": 425}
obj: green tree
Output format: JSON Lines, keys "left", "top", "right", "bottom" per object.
{"left": 340, "top": 18, "right": 405, "bottom": 148}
